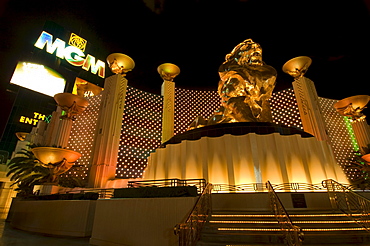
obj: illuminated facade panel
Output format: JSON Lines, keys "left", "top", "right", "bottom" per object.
{"left": 116, "top": 86, "right": 163, "bottom": 179}
{"left": 174, "top": 88, "right": 220, "bottom": 135}
{"left": 66, "top": 94, "right": 102, "bottom": 180}
{"left": 270, "top": 88, "right": 303, "bottom": 130}
{"left": 174, "top": 87, "right": 303, "bottom": 136}
{"left": 65, "top": 86, "right": 304, "bottom": 181}
{"left": 319, "top": 97, "right": 361, "bottom": 181}
{"left": 66, "top": 85, "right": 360, "bottom": 183}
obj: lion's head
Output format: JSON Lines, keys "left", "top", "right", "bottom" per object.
{"left": 224, "top": 39, "right": 263, "bottom": 67}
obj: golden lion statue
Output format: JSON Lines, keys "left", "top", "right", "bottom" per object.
{"left": 188, "top": 39, "right": 277, "bottom": 130}
{"left": 213, "top": 39, "right": 277, "bottom": 123}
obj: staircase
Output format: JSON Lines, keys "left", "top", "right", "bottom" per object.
{"left": 197, "top": 210, "right": 370, "bottom": 245}
{"left": 197, "top": 210, "right": 284, "bottom": 245}
{"left": 291, "top": 211, "right": 370, "bottom": 245}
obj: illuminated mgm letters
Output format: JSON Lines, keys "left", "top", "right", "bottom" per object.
{"left": 34, "top": 31, "right": 105, "bottom": 78}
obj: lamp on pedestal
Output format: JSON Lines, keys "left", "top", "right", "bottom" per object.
{"left": 54, "top": 93, "right": 89, "bottom": 120}
{"left": 15, "top": 132, "right": 28, "bottom": 141}
{"left": 31, "top": 147, "right": 81, "bottom": 181}
{"left": 333, "top": 95, "right": 370, "bottom": 121}
{"left": 158, "top": 63, "right": 180, "bottom": 143}
{"left": 52, "top": 93, "right": 89, "bottom": 148}
{"left": 107, "top": 53, "right": 135, "bottom": 75}
{"left": 283, "top": 56, "right": 328, "bottom": 141}
{"left": 88, "top": 53, "right": 135, "bottom": 188}
{"left": 29, "top": 93, "right": 88, "bottom": 191}
{"left": 334, "top": 95, "right": 370, "bottom": 155}
{"left": 157, "top": 63, "right": 180, "bottom": 82}
{"left": 283, "top": 56, "right": 312, "bottom": 80}
{"left": 30, "top": 147, "right": 82, "bottom": 195}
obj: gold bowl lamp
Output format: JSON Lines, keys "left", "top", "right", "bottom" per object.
{"left": 31, "top": 147, "right": 82, "bottom": 180}
{"left": 333, "top": 95, "right": 370, "bottom": 120}
{"left": 15, "top": 132, "right": 28, "bottom": 141}
{"left": 283, "top": 56, "right": 312, "bottom": 79}
{"left": 107, "top": 53, "right": 135, "bottom": 75}
{"left": 54, "top": 93, "right": 89, "bottom": 117}
{"left": 157, "top": 63, "right": 180, "bottom": 82}
{"left": 31, "top": 147, "right": 81, "bottom": 164}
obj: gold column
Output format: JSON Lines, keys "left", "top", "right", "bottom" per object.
{"left": 283, "top": 56, "right": 328, "bottom": 141}
{"left": 88, "top": 74, "right": 128, "bottom": 188}
{"left": 158, "top": 63, "right": 180, "bottom": 143}
{"left": 55, "top": 118, "right": 73, "bottom": 148}
{"left": 40, "top": 93, "right": 88, "bottom": 148}
{"left": 88, "top": 53, "right": 134, "bottom": 188}
{"left": 292, "top": 76, "right": 328, "bottom": 140}
{"left": 161, "top": 80, "right": 175, "bottom": 143}
{"left": 43, "top": 108, "right": 62, "bottom": 147}
{"left": 352, "top": 119, "right": 370, "bottom": 153}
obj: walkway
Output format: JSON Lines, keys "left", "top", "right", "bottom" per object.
{"left": 0, "top": 220, "right": 91, "bottom": 246}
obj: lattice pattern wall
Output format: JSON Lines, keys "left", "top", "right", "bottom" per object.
{"left": 66, "top": 84, "right": 362, "bottom": 182}
{"left": 116, "top": 86, "right": 163, "bottom": 178}
{"left": 66, "top": 86, "right": 303, "bottom": 181}
{"left": 174, "top": 87, "right": 220, "bottom": 135}
{"left": 174, "top": 87, "right": 303, "bottom": 135}
{"left": 319, "top": 97, "right": 360, "bottom": 181}
{"left": 270, "top": 88, "right": 302, "bottom": 130}
{"left": 67, "top": 94, "right": 102, "bottom": 180}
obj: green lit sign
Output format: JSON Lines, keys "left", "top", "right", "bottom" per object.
{"left": 34, "top": 31, "right": 105, "bottom": 78}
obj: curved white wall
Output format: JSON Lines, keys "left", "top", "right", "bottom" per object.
{"left": 145, "top": 133, "right": 348, "bottom": 186}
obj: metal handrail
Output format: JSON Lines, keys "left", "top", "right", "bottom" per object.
{"left": 128, "top": 178, "right": 207, "bottom": 194}
{"left": 174, "top": 183, "right": 212, "bottom": 246}
{"left": 323, "top": 179, "right": 370, "bottom": 230}
{"left": 272, "top": 182, "right": 324, "bottom": 191}
{"left": 212, "top": 182, "right": 325, "bottom": 193}
{"left": 61, "top": 188, "right": 114, "bottom": 199}
{"left": 267, "top": 181, "right": 303, "bottom": 246}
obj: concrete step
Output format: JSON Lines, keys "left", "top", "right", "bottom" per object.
{"left": 198, "top": 232, "right": 284, "bottom": 245}
{"left": 197, "top": 243, "right": 366, "bottom": 246}
{"left": 302, "top": 233, "right": 370, "bottom": 245}
{"left": 198, "top": 210, "right": 370, "bottom": 245}
{"left": 199, "top": 229, "right": 370, "bottom": 245}
{"left": 200, "top": 211, "right": 285, "bottom": 245}
{"left": 197, "top": 242, "right": 284, "bottom": 246}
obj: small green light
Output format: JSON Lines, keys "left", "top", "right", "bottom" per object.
{"left": 45, "top": 115, "right": 52, "bottom": 123}
{"left": 344, "top": 116, "right": 360, "bottom": 151}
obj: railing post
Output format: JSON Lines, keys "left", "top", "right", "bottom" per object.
{"left": 323, "top": 179, "right": 338, "bottom": 210}
{"left": 175, "top": 183, "right": 212, "bottom": 246}
{"left": 344, "top": 188, "right": 352, "bottom": 216}
{"left": 291, "top": 183, "right": 299, "bottom": 191}
{"left": 267, "top": 181, "right": 303, "bottom": 246}
{"left": 253, "top": 183, "right": 264, "bottom": 192}
{"left": 323, "top": 179, "right": 370, "bottom": 232}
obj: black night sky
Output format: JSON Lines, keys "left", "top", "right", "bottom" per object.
{"left": 1, "top": 0, "right": 370, "bottom": 135}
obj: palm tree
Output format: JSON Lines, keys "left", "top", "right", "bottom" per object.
{"left": 6, "top": 148, "right": 51, "bottom": 196}
{"left": 7, "top": 146, "right": 86, "bottom": 196}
